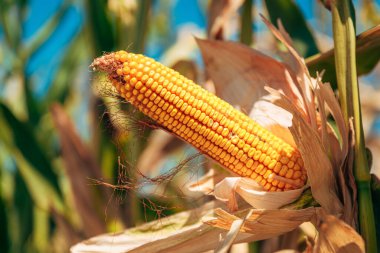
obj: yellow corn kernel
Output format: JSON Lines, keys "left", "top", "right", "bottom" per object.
{"left": 91, "top": 51, "right": 307, "bottom": 191}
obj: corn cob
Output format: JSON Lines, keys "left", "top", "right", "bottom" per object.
{"left": 91, "top": 51, "right": 307, "bottom": 191}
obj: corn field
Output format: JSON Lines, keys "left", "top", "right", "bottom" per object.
{"left": 1, "top": 1, "right": 380, "bottom": 252}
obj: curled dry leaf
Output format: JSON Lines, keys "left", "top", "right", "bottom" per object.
{"left": 314, "top": 211, "right": 365, "bottom": 253}
{"left": 204, "top": 207, "right": 319, "bottom": 241}
{"left": 214, "top": 209, "right": 254, "bottom": 253}
{"left": 260, "top": 16, "right": 353, "bottom": 219}
{"left": 249, "top": 99, "right": 296, "bottom": 147}
{"left": 51, "top": 104, "right": 113, "bottom": 237}
{"left": 207, "top": 0, "right": 244, "bottom": 39}
{"left": 196, "top": 38, "right": 303, "bottom": 113}
{"left": 71, "top": 201, "right": 259, "bottom": 253}
{"left": 213, "top": 177, "right": 304, "bottom": 211}
{"left": 188, "top": 168, "right": 304, "bottom": 212}
{"left": 267, "top": 87, "right": 342, "bottom": 215}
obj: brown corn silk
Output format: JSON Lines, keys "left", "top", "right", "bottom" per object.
{"left": 91, "top": 51, "right": 307, "bottom": 191}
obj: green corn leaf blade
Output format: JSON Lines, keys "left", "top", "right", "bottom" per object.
{"left": 133, "top": 0, "right": 151, "bottom": 53}
{"left": 13, "top": 171, "right": 35, "bottom": 252}
{"left": 0, "top": 196, "right": 10, "bottom": 253}
{"left": 307, "top": 25, "right": 380, "bottom": 89}
{"left": 86, "top": 0, "right": 115, "bottom": 53}
{"left": 264, "top": 0, "right": 319, "bottom": 57}
{"left": 23, "top": 77, "right": 42, "bottom": 127}
{"left": 0, "top": 103, "right": 62, "bottom": 196}
{"left": 42, "top": 35, "right": 85, "bottom": 110}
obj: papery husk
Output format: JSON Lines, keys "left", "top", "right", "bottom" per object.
{"left": 204, "top": 207, "right": 319, "bottom": 240}
{"left": 249, "top": 99, "right": 296, "bottom": 148}
{"left": 214, "top": 209, "right": 254, "bottom": 253}
{"left": 313, "top": 210, "right": 365, "bottom": 253}
{"left": 261, "top": 16, "right": 318, "bottom": 130}
{"left": 207, "top": 0, "right": 244, "bottom": 39}
{"left": 214, "top": 177, "right": 304, "bottom": 211}
{"left": 188, "top": 169, "right": 304, "bottom": 212}
{"left": 261, "top": 16, "right": 357, "bottom": 225}
{"left": 267, "top": 87, "right": 342, "bottom": 215}
{"left": 196, "top": 38, "right": 303, "bottom": 113}
{"left": 70, "top": 201, "right": 259, "bottom": 253}
{"left": 51, "top": 104, "right": 114, "bottom": 237}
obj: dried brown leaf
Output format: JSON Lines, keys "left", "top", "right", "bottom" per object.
{"left": 204, "top": 207, "right": 318, "bottom": 240}
{"left": 215, "top": 210, "right": 254, "bottom": 253}
{"left": 267, "top": 88, "right": 342, "bottom": 215}
{"left": 207, "top": 0, "right": 244, "bottom": 39}
{"left": 249, "top": 100, "right": 296, "bottom": 147}
{"left": 213, "top": 177, "right": 304, "bottom": 211}
{"left": 197, "top": 38, "right": 301, "bottom": 113}
{"left": 71, "top": 201, "right": 258, "bottom": 253}
{"left": 314, "top": 212, "right": 365, "bottom": 253}
{"left": 261, "top": 16, "right": 318, "bottom": 130}
{"left": 51, "top": 104, "right": 112, "bottom": 236}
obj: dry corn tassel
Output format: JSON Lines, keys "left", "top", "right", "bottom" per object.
{"left": 91, "top": 51, "right": 307, "bottom": 192}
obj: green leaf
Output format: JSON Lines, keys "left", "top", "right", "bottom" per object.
{"left": 42, "top": 35, "right": 84, "bottom": 110}
{"left": 0, "top": 103, "right": 61, "bottom": 196}
{"left": 264, "top": 0, "right": 319, "bottom": 57}
{"left": 133, "top": 0, "right": 151, "bottom": 53}
{"left": 0, "top": 195, "right": 10, "bottom": 253}
{"left": 13, "top": 171, "right": 34, "bottom": 252}
{"left": 86, "top": 0, "right": 115, "bottom": 53}
{"left": 307, "top": 25, "right": 380, "bottom": 88}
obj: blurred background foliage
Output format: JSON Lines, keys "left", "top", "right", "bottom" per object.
{"left": 0, "top": 0, "right": 380, "bottom": 252}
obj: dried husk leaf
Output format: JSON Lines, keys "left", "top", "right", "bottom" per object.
{"left": 249, "top": 99, "right": 296, "bottom": 147}
{"left": 204, "top": 207, "right": 319, "bottom": 240}
{"left": 215, "top": 210, "right": 253, "bottom": 253}
{"left": 196, "top": 38, "right": 303, "bottom": 112}
{"left": 313, "top": 211, "right": 365, "bottom": 253}
{"left": 207, "top": 0, "right": 244, "bottom": 39}
{"left": 51, "top": 104, "right": 111, "bottom": 237}
{"left": 267, "top": 88, "right": 342, "bottom": 215}
{"left": 214, "top": 177, "right": 304, "bottom": 211}
{"left": 188, "top": 168, "right": 304, "bottom": 211}
{"left": 71, "top": 201, "right": 258, "bottom": 253}
{"left": 259, "top": 17, "right": 351, "bottom": 218}
{"left": 261, "top": 16, "right": 318, "bottom": 130}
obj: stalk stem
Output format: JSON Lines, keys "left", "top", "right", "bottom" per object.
{"left": 240, "top": 0, "right": 253, "bottom": 46}
{"left": 331, "top": 1, "right": 377, "bottom": 252}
